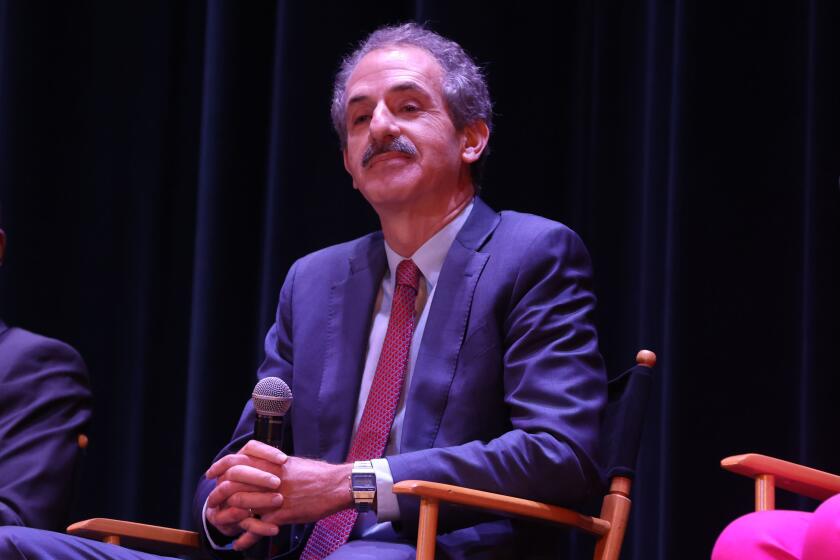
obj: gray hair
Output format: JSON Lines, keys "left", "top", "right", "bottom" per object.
{"left": 331, "top": 23, "right": 493, "bottom": 186}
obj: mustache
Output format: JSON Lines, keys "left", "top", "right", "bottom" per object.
{"left": 361, "top": 136, "right": 417, "bottom": 168}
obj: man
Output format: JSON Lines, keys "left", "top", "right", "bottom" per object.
{"left": 198, "top": 23, "right": 606, "bottom": 559}
{"left": 0, "top": 212, "right": 93, "bottom": 531}
{"left": 0, "top": 22, "right": 604, "bottom": 559}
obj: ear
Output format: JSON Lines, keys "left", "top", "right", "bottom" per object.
{"left": 342, "top": 148, "right": 359, "bottom": 190}
{"left": 460, "top": 120, "right": 490, "bottom": 165}
{"left": 0, "top": 229, "right": 6, "bottom": 266}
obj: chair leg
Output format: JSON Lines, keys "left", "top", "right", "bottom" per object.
{"left": 593, "top": 494, "right": 631, "bottom": 560}
{"left": 593, "top": 478, "right": 633, "bottom": 560}
{"left": 755, "top": 474, "right": 776, "bottom": 511}
{"left": 416, "top": 497, "right": 439, "bottom": 560}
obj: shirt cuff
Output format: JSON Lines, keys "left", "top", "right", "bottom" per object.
{"left": 371, "top": 458, "right": 400, "bottom": 521}
{"left": 202, "top": 497, "right": 236, "bottom": 551}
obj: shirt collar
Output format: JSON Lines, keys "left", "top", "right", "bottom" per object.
{"left": 383, "top": 199, "right": 474, "bottom": 291}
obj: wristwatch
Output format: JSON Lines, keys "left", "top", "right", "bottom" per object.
{"left": 350, "top": 460, "right": 377, "bottom": 512}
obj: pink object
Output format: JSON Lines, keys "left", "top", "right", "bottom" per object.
{"left": 301, "top": 259, "right": 421, "bottom": 560}
{"left": 712, "top": 494, "right": 840, "bottom": 560}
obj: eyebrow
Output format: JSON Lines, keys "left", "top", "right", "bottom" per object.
{"left": 347, "top": 81, "right": 432, "bottom": 107}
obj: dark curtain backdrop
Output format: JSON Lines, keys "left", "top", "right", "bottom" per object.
{"left": 0, "top": 1, "right": 837, "bottom": 558}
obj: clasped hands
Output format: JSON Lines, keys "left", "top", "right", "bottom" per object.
{"left": 205, "top": 440, "right": 353, "bottom": 551}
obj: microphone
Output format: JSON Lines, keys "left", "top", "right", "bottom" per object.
{"left": 248, "top": 378, "right": 293, "bottom": 560}
{"left": 252, "top": 377, "right": 293, "bottom": 450}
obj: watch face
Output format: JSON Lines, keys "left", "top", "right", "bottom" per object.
{"left": 352, "top": 473, "right": 377, "bottom": 489}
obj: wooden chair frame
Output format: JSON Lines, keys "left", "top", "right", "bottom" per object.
{"left": 392, "top": 349, "right": 655, "bottom": 560}
{"left": 393, "top": 475, "right": 632, "bottom": 560}
{"left": 68, "top": 351, "right": 655, "bottom": 560}
{"left": 67, "top": 518, "right": 201, "bottom": 557}
{"left": 67, "top": 433, "right": 205, "bottom": 557}
{"left": 720, "top": 453, "right": 840, "bottom": 512}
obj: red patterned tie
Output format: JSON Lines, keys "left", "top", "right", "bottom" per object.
{"left": 300, "top": 259, "right": 422, "bottom": 560}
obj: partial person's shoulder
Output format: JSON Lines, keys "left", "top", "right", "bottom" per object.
{"left": 0, "top": 326, "right": 82, "bottom": 361}
{"left": 0, "top": 326, "right": 88, "bottom": 382}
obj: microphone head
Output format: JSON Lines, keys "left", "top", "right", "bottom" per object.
{"left": 252, "top": 377, "right": 293, "bottom": 417}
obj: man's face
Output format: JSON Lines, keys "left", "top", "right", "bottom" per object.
{"left": 342, "top": 46, "right": 470, "bottom": 212}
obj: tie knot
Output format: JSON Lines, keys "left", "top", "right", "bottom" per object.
{"left": 396, "top": 259, "right": 421, "bottom": 291}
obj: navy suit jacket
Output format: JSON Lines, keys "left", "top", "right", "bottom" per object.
{"left": 0, "top": 320, "right": 92, "bottom": 531}
{"left": 195, "top": 198, "right": 606, "bottom": 555}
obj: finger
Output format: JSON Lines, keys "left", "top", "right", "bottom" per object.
{"left": 232, "top": 530, "right": 264, "bottom": 552}
{"left": 226, "top": 491, "right": 284, "bottom": 511}
{"left": 207, "top": 480, "right": 277, "bottom": 508}
{"left": 216, "top": 467, "right": 261, "bottom": 486}
{"left": 224, "top": 464, "right": 282, "bottom": 490}
{"left": 232, "top": 519, "right": 278, "bottom": 551}
{"left": 206, "top": 451, "right": 286, "bottom": 480}
{"left": 207, "top": 480, "right": 267, "bottom": 507}
{"left": 205, "top": 506, "right": 247, "bottom": 537}
{"left": 238, "top": 440, "right": 288, "bottom": 465}
{"left": 206, "top": 453, "right": 255, "bottom": 479}
{"left": 258, "top": 508, "right": 284, "bottom": 525}
{"left": 239, "top": 516, "right": 279, "bottom": 537}
{"left": 211, "top": 506, "right": 252, "bottom": 527}
{"left": 218, "top": 480, "right": 266, "bottom": 494}
{"left": 259, "top": 507, "right": 297, "bottom": 527}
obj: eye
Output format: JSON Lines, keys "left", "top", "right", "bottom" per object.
{"left": 352, "top": 114, "right": 370, "bottom": 126}
{"left": 401, "top": 104, "right": 419, "bottom": 114}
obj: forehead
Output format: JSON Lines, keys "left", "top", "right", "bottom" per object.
{"left": 345, "top": 45, "right": 445, "bottom": 99}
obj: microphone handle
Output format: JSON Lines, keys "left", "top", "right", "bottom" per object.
{"left": 249, "top": 414, "right": 286, "bottom": 559}
{"left": 254, "top": 414, "right": 285, "bottom": 449}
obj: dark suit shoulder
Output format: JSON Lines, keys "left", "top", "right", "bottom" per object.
{"left": 0, "top": 327, "right": 87, "bottom": 382}
{"left": 491, "top": 210, "right": 589, "bottom": 258}
{"left": 497, "top": 210, "right": 579, "bottom": 241}
{"left": 0, "top": 326, "right": 82, "bottom": 356}
{"left": 292, "top": 231, "right": 383, "bottom": 278}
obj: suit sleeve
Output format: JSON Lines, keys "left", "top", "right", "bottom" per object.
{"left": 0, "top": 337, "right": 91, "bottom": 530}
{"left": 386, "top": 225, "right": 607, "bottom": 531}
{"left": 192, "top": 261, "right": 298, "bottom": 556}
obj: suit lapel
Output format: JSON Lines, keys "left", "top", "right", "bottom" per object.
{"left": 400, "top": 198, "right": 500, "bottom": 452}
{"left": 318, "top": 236, "right": 386, "bottom": 462}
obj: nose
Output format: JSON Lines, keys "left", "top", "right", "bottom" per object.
{"left": 369, "top": 102, "right": 400, "bottom": 144}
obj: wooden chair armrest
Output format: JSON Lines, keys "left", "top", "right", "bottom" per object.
{"left": 67, "top": 518, "right": 201, "bottom": 557}
{"left": 393, "top": 480, "right": 610, "bottom": 536}
{"left": 721, "top": 454, "right": 840, "bottom": 502}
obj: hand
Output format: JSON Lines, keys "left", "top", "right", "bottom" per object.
{"left": 204, "top": 440, "right": 288, "bottom": 539}
{"left": 230, "top": 456, "right": 354, "bottom": 551}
